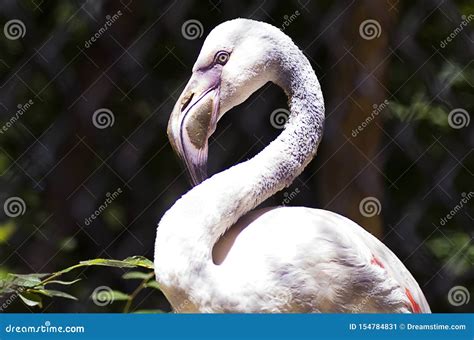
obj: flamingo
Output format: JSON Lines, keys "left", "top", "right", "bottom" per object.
{"left": 154, "top": 18, "right": 430, "bottom": 313}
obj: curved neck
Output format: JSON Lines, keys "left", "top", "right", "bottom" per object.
{"left": 155, "top": 46, "right": 324, "bottom": 287}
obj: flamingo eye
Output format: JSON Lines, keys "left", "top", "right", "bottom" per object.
{"left": 214, "top": 51, "right": 230, "bottom": 65}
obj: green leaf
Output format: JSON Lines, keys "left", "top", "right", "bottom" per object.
{"left": 43, "top": 279, "right": 81, "bottom": 286}
{"left": 0, "top": 286, "right": 17, "bottom": 295}
{"left": 0, "top": 276, "right": 14, "bottom": 290}
{"left": 90, "top": 289, "right": 130, "bottom": 303}
{"left": 9, "top": 274, "right": 46, "bottom": 288}
{"left": 0, "top": 268, "right": 9, "bottom": 281}
{"left": 108, "top": 290, "right": 130, "bottom": 301}
{"left": 12, "top": 273, "right": 50, "bottom": 278}
{"left": 19, "top": 292, "right": 43, "bottom": 308}
{"left": 122, "top": 271, "right": 152, "bottom": 280}
{"left": 144, "top": 280, "right": 161, "bottom": 291}
{"left": 122, "top": 256, "right": 154, "bottom": 269}
{"left": 79, "top": 256, "right": 154, "bottom": 270}
{"left": 30, "top": 289, "right": 78, "bottom": 300}
{"left": 79, "top": 258, "right": 137, "bottom": 268}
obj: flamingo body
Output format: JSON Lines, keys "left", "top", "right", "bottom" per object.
{"left": 154, "top": 18, "right": 430, "bottom": 313}
{"left": 211, "top": 207, "right": 429, "bottom": 313}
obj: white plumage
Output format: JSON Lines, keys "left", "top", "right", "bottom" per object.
{"left": 154, "top": 18, "right": 430, "bottom": 313}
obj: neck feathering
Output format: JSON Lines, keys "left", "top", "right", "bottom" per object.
{"left": 154, "top": 35, "right": 325, "bottom": 296}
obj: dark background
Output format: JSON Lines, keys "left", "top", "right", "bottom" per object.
{"left": 0, "top": 0, "right": 472, "bottom": 313}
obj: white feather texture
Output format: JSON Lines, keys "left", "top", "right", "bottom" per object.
{"left": 154, "top": 18, "right": 430, "bottom": 313}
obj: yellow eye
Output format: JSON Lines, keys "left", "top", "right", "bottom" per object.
{"left": 215, "top": 51, "right": 230, "bottom": 65}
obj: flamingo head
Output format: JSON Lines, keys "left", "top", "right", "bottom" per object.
{"left": 167, "top": 18, "right": 285, "bottom": 186}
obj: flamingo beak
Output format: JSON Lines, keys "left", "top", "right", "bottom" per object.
{"left": 168, "top": 68, "right": 221, "bottom": 186}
